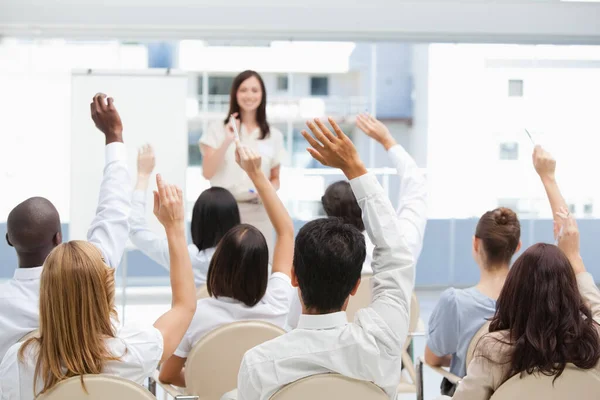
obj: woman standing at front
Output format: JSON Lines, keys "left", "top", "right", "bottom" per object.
{"left": 200, "top": 70, "right": 285, "bottom": 259}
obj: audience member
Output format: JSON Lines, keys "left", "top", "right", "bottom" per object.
{"left": 158, "top": 141, "right": 295, "bottom": 387}
{"left": 425, "top": 207, "right": 521, "bottom": 395}
{"left": 0, "top": 93, "right": 131, "bottom": 361}
{"left": 452, "top": 146, "right": 600, "bottom": 399}
{"left": 131, "top": 144, "right": 240, "bottom": 286}
{"left": 236, "top": 117, "right": 425, "bottom": 400}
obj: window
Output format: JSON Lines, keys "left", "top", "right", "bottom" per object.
{"left": 499, "top": 142, "right": 519, "bottom": 160}
{"left": 277, "top": 75, "right": 289, "bottom": 91}
{"left": 310, "top": 76, "right": 329, "bottom": 96}
{"left": 188, "top": 130, "right": 203, "bottom": 166}
{"left": 198, "top": 76, "right": 235, "bottom": 96}
{"left": 508, "top": 79, "right": 524, "bottom": 97}
{"left": 569, "top": 204, "right": 576, "bottom": 214}
{"left": 584, "top": 203, "right": 593, "bottom": 216}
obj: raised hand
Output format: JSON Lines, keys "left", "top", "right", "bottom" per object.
{"left": 301, "top": 117, "right": 366, "bottom": 180}
{"left": 90, "top": 93, "right": 123, "bottom": 144}
{"left": 556, "top": 207, "right": 585, "bottom": 274}
{"left": 533, "top": 145, "right": 556, "bottom": 181}
{"left": 137, "top": 144, "right": 156, "bottom": 178}
{"left": 235, "top": 141, "right": 262, "bottom": 176}
{"left": 356, "top": 113, "right": 396, "bottom": 150}
{"left": 153, "top": 174, "right": 185, "bottom": 231}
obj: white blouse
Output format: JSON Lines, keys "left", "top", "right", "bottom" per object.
{"left": 199, "top": 121, "right": 285, "bottom": 202}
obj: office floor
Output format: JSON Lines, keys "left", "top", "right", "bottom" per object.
{"left": 117, "top": 289, "right": 445, "bottom": 400}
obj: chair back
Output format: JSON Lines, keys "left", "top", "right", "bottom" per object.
{"left": 466, "top": 321, "right": 491, "bottom": 367}
{"left": 196, "top": 285, "right": 209, "bottom": 300}
{"left": 270, "top": 373, "right": 388, "bottom": 400}
{"left": 490, "top": 364, "right": 600, "bottom": 400}
{"left": 346, "top": 274, "right": 373, "bottom": 321}
{"left": 184, "top": 321, "right": 285, "bottom": 399}
{"left": 37, "top": 374, "right": 155, "bottom": 399}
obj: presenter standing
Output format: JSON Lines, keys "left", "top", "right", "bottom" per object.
{"left": 200, "top": 70, "right": 285, "bottom": 260}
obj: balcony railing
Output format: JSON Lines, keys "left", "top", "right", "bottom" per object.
{"left": 193, "top": 95, "right": 370, "bottom": 120}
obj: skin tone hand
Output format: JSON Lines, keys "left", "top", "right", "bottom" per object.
{"left": 135, "top": 144, "right": 156, "bottom": 191}
{"left": 90, "top": 93, "right": 123, "bottom": 144}
{"left": 356, "top": 113, "right": 397, "bottom": 151}
{"left": 532, "top": 145, "right": 556, "bottom": 182}
{"left": 235, "top": 141, "right": 262, "bottom": 176}
{"left": 301, "top": 117, "right": 367, "bottom": 180}
{"left": 556, "top": 207, "right": 586, "bottom": 275}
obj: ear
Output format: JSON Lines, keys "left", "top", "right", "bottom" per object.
{"left": 53, "top": 232, "right": 62, "bottom": 246}
{"left": 349, "top": 277, "right": 362, "bottom": 296}
{"left": 6, "top": 233, "right": 13, "bottom": 247}
{"left": 516, "top": 240, "right": 522, "bottom": 253}
{"left": 472, "top": 236, "right": 479, "bottom": 253}
{"left": 291, "top": 267, "right": 299, "bottom": 288}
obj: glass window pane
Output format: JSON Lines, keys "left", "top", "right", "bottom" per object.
{"left": 310, "top": 76, "right": 329, "bottom": 96}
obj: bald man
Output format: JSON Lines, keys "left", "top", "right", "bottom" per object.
{"left": 0, "top": 94, "right": 132, "bottom": 360}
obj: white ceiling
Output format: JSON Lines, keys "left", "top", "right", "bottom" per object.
{"left": 1, "top": 0, "right": 600, "bottom": 43}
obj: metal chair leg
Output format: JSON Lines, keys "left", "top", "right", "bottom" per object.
{"left": 416, "top": 357, "right": 424, "bottom": 400}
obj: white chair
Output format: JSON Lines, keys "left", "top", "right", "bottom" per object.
{"left": 270, "top": 373, "right": 388, "bottom": 400}
{"left": 37, "top": 374, "right": 157, "bottom": 399}
{"left": 152, "top": 321, "right": 285, "bottom": 400}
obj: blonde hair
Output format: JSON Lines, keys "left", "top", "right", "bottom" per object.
{"left": 19, "top": 241, "right": 120, "bottom": 397}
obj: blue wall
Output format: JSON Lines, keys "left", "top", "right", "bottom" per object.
{"left": 1, "top": 220, "right": 599, "bottom": 287}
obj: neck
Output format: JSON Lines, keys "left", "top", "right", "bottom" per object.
{"left": 477, "top": 264, "right": 510, "bottom": 300}
{"left": 17, "top": 248, "right": 53, "bottom": 268}
{"left": 240, "top": 110, "right": 258, "bottom": 126}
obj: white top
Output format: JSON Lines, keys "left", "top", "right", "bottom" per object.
{"left": 130, "top": 190, "right": 215, "bottom": 287}
{"left": 0, "top": 143, "right": 131, "bottom": 361}
{"left": 0, "top": 326, "right": 163, "bottom": 400}
{"left": 199, "top": 121, "right": 285, "bottom": 202}
{"left": 174, "top": 272, "right": 294, "bottom": 358}
{"left": 237, "top": 170, "right": 426, "bottom": 400}
{"left": 284, "top": 144, "right": 427, "bottom": 331}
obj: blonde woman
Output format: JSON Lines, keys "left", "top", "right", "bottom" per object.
{"left": 0, "top": 175, "right": 197, "bottom": 399}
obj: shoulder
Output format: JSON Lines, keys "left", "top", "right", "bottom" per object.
{"left": 437, "top": 287, "right": 460, "bottom": 308}
{"left": 473, "top": 330, "right": 512, "bottom": 361}
{"left": 113, "top": 325, "right": 163, "bottom": 351}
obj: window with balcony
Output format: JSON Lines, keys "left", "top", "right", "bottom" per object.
{"left": 310, "top": 76, "right": 329, "bottom": 96}
{"left": 277, "top": 75, "right": 289, "bottom": 92}
{"left": 499, "top": 142, "right": 519, "bottom": 160}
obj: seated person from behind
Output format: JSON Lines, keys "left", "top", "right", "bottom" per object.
{"left": 131, "top": 144, "right": 240, "bottom": 287}
{"left": 236, "top": 117, "right": 427, "bottom": 400}
{"left": 424, "top": 207, "right": 521, "bottom": 392}
{"left": 158, "top": 141, "right": 295, "bottom": 388}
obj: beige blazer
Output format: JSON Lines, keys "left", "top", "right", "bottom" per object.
{"left": 453, "top": 272, "right": 600, "bottom": 400}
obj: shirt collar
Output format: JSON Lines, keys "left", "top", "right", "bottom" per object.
{"left": 13, "top": 266, "right": 44, "bottom": 280}
{"left": 297, "top": 311, "right": 348, "bottom": 330}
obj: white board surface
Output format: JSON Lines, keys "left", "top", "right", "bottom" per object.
{"left": 70, "top": 70, "right": 188, "bottom": 241}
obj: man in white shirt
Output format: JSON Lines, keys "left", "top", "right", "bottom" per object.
{"left": 0, "top": 93, "right": 131, "bottom": 360}
{"left": 236, "top": 117, "right": 427, "bottom": 400}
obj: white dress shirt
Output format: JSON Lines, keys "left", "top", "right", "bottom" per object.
{"left": 174, "top": 273, "right": 294, "bottom": 358}
{"left": 284, "top": 144, "right": 427, "bottom": 331}
{"left": 130, "top": 190, "right": 215, "bottom": 287}
{"left": 0, "top": 143, "right": 131, "bottom": 361}
{"left": 237, "top": 170, "right": 425, "bottom": 400}
{"left": 0, "top": 326, "right": 163, "bottom": 400}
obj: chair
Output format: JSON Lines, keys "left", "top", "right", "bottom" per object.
{"left": 151, "top": 321, "right": 285, "bottom": 400}
{"left": 37, "top": 374, "right": 157, "bottom": 399}
{"left": 345, "top": 274, "right": 373, "bottom": 322}
{"left": 490, "top": 364, "right": 600, "bottom": 400}
{"left": 270, "top": 373, "right": 388, "bottom": 400}
{"left": 415, "top": 320, "right": 491, "bottom": 400}
{"left": 196, "top": 285, "right": 209, "bottom": 300}
{"left": 18, "top": 329, "right": 39, "bottom": 342}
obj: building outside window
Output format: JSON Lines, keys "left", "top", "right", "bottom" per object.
{"left": 310, "top": 76, "right": 329, "bottom": 96}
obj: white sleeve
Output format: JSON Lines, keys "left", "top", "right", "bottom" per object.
{"left": 129, "top": 190, "right": 171, "bottom": 270}
{"left": 351, "top": 173, "right": 415, "bottom": 353}
{"left": 237, "top": 356, "right": 261, "bottom": 400}
{"left": 200, "top": 121, "right": 225, "bottom": 151}
{"left": 121, "top": 327, "right": 164, "bottom": 377}
{"left": 173, "top": 331, "right": 193, "bottom": 359}
{"left": 87, "top": 142, "right": 132, "bottom": 269}
{"left": 261, "top": 272, "right": 294, "bottom": 316}
{"left": 387, "top": 144, "right": 428, "bottom": 261}
{"left": 0, "top": 345, "right": 22, "bottom": 400}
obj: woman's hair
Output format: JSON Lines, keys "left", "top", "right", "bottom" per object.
{"left": 224, "top": 70, "right": 270, "bottom": 140}
{"left": 191, "top": 187, "right": 240, "bottom": 252}
{"left": 488, "top": 243, "right": 600, "bottom": 381}
{"left": 206, "top": 224, "right": 269, "bottom": 307}
{"left": 321, "top": 181, "right": 364, "bottom": 232}
{"left": 474, "top": 207, "right": 521, "bottom": 267}
{"left": 19, "top": 241, "right": 119, "bottom": 396}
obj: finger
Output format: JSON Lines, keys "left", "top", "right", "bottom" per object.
{"left": 176, "top": 186, "right": 183, "bottom": 202}
{"left": 307, "top": 148, "right": 327, "bottom": 166}
{"left": 328, "top": 117, "right": 349, "bottom": 141}
{"left": 94, "top": 93, "right": 107, "bottom": 113}
{"left": 314, "top": 118, "right": 337, "bottom": 143}
{"left": 153, "top": 191, "right": 160, "bottom": 215}
{"left": 156, "top": 174, "right": 167, "bottom": 203}
{"left": 301, "top": 130, "right": 323, "bottom": 150}
{"left": 306, "top": 120, "right": 330, "bottom": 147}
{"left": 237, "top": 144, "right": 249, "bottom": 161}
{"left": 107, "top": 97, "right": 115, "bottom": 110}
{"left": 232, "top": 112, "right": 239, "bottom": 119}
{"left": 167, "top": 184, "right": 177, "bottom": 202}
{"left": 90, "top": 102, "right": 97, "bottom": 118}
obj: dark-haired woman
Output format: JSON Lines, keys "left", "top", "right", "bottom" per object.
{"left": 130, "top": 145, "right": 241, "bottom": 287}
{"left": 200, "top": 70, "right": 285, "bottom": 258}
{"left": 158, "top": 143, "right": 294, "bottom": 388}
{"left": 453, "top": 146, "right": 600, "bottom": 399}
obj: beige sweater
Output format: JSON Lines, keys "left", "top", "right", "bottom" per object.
{"left": 452, "top": 272, "right": 600, "bottom": 400}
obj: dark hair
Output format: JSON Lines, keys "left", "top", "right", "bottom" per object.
{"left": 294, "top": 218, "right": 366, "bottom": 313}
{"left": 206, "top": 224, "right": 269, "bottom": 307}
{"left": 321, "top": 181, "right": 364, "bottom": 232}
{"left": 488, "top": 243, "right": 600, "bottom": 382}
{"left": 474, "top": 207, "right": 521, "bottom": 267}
{"left": 191, "top": 187, "right": 240, "bottom": 252}
{"left": 224, "top": 70, "right": 270, "bottom": 140}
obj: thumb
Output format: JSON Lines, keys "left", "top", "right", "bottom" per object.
{"left": 153, "top": 191, "right": 160, "bottom": 216}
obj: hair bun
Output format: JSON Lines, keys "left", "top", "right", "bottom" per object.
{"left": 495, "top": 207, "right": 516, "bottom": 226}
